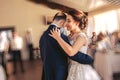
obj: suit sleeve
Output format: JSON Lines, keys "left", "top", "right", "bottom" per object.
{"left": 69, "top": 52, "right": 93, "bottom": 64}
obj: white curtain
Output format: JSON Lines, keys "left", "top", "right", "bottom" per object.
{"left": 88, "top": 9, "right": 119, "bottom": 35}
{"left": 116, "top": 8, "right": 120, "bottom": 30}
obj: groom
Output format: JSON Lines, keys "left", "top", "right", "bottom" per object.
{"left": 39, "top": 12, "right": 93, "bottom": 80}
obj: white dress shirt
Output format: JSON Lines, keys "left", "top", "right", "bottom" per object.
{"left": 11, "top": 36, "right": 23, "bottom": 50}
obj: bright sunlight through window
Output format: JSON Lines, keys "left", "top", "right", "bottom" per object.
{"left": 94, "top": 10, "right": 119, "bottom": 35}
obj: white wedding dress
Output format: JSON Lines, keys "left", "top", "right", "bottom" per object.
{"left": 67, "top": 33, "right": 101, "bottom": 80}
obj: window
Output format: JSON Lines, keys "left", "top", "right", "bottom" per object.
{"left": 93, "top": 10, "right": 119, "bottom": 35}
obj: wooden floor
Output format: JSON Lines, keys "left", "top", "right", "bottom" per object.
{"left": 6, "top": 59, "right": 120, "bottom": 80}
{"left": 7, "top": 59, "right": 42, "bottom": 80}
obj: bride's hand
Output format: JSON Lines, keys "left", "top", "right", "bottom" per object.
{"left": 49, "top": 27, "right": 61, "bottom": 40}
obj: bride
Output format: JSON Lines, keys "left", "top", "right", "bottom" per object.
{"left": 49, "top": 9, "right": 101, "bottom": 80}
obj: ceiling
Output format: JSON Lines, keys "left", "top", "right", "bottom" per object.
{"left": 48, "top": 0, "right": 120, "bottom": 12}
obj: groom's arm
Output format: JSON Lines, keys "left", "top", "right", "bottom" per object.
{"left": 69, "top": 52, "right": 93, "bottom": 64}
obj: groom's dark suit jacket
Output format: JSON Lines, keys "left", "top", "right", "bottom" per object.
{"left": 39, "top": 24, "right": 93, "bottom": 80}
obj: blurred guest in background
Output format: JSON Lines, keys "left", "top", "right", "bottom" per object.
{"left": 88, "top": 32, "right": 97, "bottom": 67}
{"left": 25, "top": 29, "right": 34, "bottom": 61}
{"left": 90, "top": 32, "right": 97, "bottom": 45}
{"left": 110, "top": 31, "right": 117, "bottom": 49}
{"left": 10, "top": 31, "right": 24, "bottom": 74}
{"left": 97, "top": 32, "right": 112, "bottom": 52}
{"left": 0, "top": 32, "right": 9, "bottom": 76}
{"left": 88, "top": 32, "right": 97, "bottom": 53}
{"left": 116, "top": 31, "right": 120, "bottom": 48}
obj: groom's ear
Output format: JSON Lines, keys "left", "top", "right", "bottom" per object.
{"left": 60, "top": 20, "right": 66, "bottom": 26}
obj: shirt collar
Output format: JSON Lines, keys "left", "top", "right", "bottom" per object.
{"left": 50, "top": 23, "right": 60, "bottom": 29}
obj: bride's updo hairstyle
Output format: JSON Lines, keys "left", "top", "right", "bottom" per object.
{"left": 67, "top": 9, "right": 88, "bottom": 30}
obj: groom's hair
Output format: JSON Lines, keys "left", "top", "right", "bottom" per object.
{"left": 53, "top": 12, "right": 66, "bottom": 21}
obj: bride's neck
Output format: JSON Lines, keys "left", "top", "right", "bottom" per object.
{"left": 69, "top": 31, "right": 81, "bottom": 38}
{"left": 71, "top": 30, "right": 81, "bottom": 35}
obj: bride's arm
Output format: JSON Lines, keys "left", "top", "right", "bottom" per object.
{"left": 49, "top": 28, "right": 86, "bottom": 56}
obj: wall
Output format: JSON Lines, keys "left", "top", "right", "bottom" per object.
{"left": 0, "top": 0, "right": 59, "bottom": 60}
